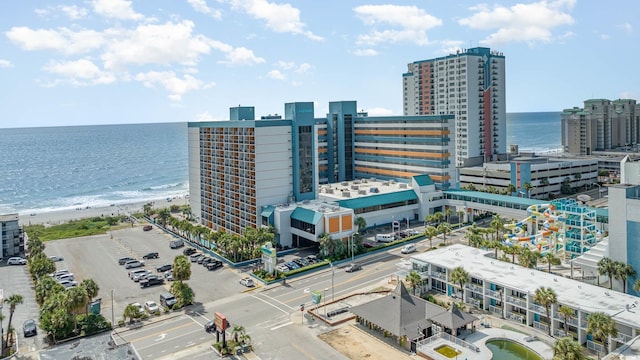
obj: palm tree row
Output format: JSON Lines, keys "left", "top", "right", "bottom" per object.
{"left": 598, "top": 257, "right": 637, "bottom": 293}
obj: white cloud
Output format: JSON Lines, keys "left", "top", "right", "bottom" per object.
{"left": 275, "top": 60, "right": 295, "bottom": 70}
{"left": 295, "top": 62, "right": 311, "bottom": 73}
{"left": 61, "top": 5, "right": 89, "bottom": 19}
{"left": 618, "top": 22, "right": 633, "bottom": 34}
{"left": 619, "top": 91, "right": 639, "bottom": 101}
{"left": 91, "top": 0, "right": 143, "bottom": 20}
{"left": 353, "top": 48, "right": 378, "bottom": 57}
{"left": 219, "top": 46, "right": 265, "bottom": 66}
{"left": 599, "top": 33, "right": 610, "bottom": 40}
{"left": 195, "top": 111, "right": 216, "bottom": 121}
{"left": 43, "top": 59, "right": 116, "bottom": 85}
{"left": 228, "top": 0, "right": 323, "bottom": 41}
{"left": 366, "top": 107, "right": 394, "bottom": 116}
{"left": 0, "top": 59, "right": 13, "bottom": 68}
{"left": 458, "top": 0, "right": 575, "bottom": 46}
{"left": 438, "top": 40, "right": 465, "bottom": 54}
{"left": 353, "top": 5, "right": 442, "bottom": 46}
{"left": 187, "top": 0, "right": 222, "bottom": 19}
{"left": 6, "top": 27, "right": 105, "bottom": 55}
{"left": 267, "top": 69, "right": 285, "bottom": 80}
{"left": 135, "top": 70, "right": 213, "bottom": 101}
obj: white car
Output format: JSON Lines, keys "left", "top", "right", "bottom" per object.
{"left": 239, "top": 278, "right": 255, "bottom": 287}
{"left": 51, "top": 269, "right": 70, "bottom": 277}
{"left": 55, "top": 273, "right": 75, "bottom": 282}
{"left": 49, "top": 255, "right": 64, "bottom": 262}
{"left": 276, "top": 264, "right": 290, "bottom": 272}
{"left": 133, "top": 270, "right": 152, "bottom": 282}
{"left": 144, "top": 301, "right": 160, "bottom": 314}
{"left": 59, "top": 280, "right": 78, "bottom": 288}
{"left": 7, "top": 257, "right": 27, "bottom": 265}
{"left": 401, "top": 244, "right": 417, "bottom": 254}
{"left": 129, "top": 302, "right": 144, "bottom": 315}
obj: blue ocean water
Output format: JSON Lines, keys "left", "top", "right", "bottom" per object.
{"left": 0, "top": 112, "right": 561, "bottom": 215}
{"left": 506, "top": 111, "right": 562, "bottom": 153}
{"left": 0, "top": 122, "right": 188, "bottom": 215}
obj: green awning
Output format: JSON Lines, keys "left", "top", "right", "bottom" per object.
{"left": 291, "top": 207, "right": 323, "bottom": 224}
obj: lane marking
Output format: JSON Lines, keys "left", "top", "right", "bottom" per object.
{"left": 256, "top": 292, "right": 295, "bottom": 311}
{"left": 250, "top": 294, "right": 290, "bottom": 315}
{"left": 270, "top": 321, "right": 293, "bottom": 331}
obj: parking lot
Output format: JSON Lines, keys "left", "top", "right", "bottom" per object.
{"left": 43, "top": 224, "right": 249, "bottom": 327}
{"left": 0, "top": 263, "right": 41, "bottom": 355}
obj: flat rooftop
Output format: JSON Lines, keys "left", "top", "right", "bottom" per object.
{"left": 412, "top": 245, "right": 640, "bottom": 328}
{"left": 318, "top": 178, "right": 413, "bottom": 201}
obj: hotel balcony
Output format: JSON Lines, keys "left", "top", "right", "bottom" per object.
{"left": 506, "top": 312, "right": 525, "bottom": 323}
{"left": 529, "top": 303, "right": 546, "bottom": 314}
{"left": 532, "top": 321, "right": 549, "bottom": 334}
{"left": 506, "top": 296, "right": 527, "bottom": 308}
{"left": 465, "top": 284, "right": 483, "bottom": 293}
{"left": 613, "top": 332, "right": 633, "bottom": 343}
{"left": 489, "top": 305, "right": 503, "bottom": 315}
{"left": 485, "top": 289, "right": 502, "bottom": 299}
{"left": 430, "top": 272, "right": 447, "bottom": 281}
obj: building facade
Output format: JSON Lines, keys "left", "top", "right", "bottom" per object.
{"left": 561, "top": 99, "right": 640, "bottom": 155}
{"left": 1, "top": 214, "right": 24, "bottom": 258}
{"left": 403, "top": 47, "right": 506, "bottom": 167}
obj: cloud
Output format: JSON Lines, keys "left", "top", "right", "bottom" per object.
{"left": 228, "top": 0, "right": 323, "bottom": 41}
{"left": 267, "top": 69, "right": 285, "bottom": 80}
{"left": 91, "top": 0, "right": 143, "bottom": 20}
{"left": 6, "top": 27, "right": 105, "bottom": 55}
{"left": 61, "top": 5, "right": 89, "bottom": 19}
{"left": 458, "top": 0, "right": 575, "bottom": 46}
{"left": 619, "top": 91, "right": 639, "bottom": 100}
{"left": 599, "top": 33, "right": 610, "bottom": 40}
{"left": 187, "top": 0, "right": 222, "bottom": 19}
{"left": 295, "top": 63, "right": 311, "bottom": 73}
{"left": 42, "top": 59, "right": 116, "bottom": 85}
{"left": 219, "top": 46, "right": 265, "bottom": 66}
{"left": 135, "top": 70, "right": 214, "bottom": 101}
{"left": 438, "top": 40, "right": 465, "bottom": 54}
{"left": 618, "top": 22, "right": 632, "bottom": 34}
{"left": 353, "top": 48, "right": 378, "bottom": 56}
{"left": 353, "top": 5, "right": 442, "bottom": 46}
{"left": 195, "top": 111, "right": 216, "bottom": 121}
{"left": 366, "top": 107, "right": 394, "bottom": 116}
{"left": 0, "top": 59, "right": 13, "bottom": 68}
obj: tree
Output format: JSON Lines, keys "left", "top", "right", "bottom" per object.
{"left": 519, "top": 247, "right": 540, "bottom": 269}
{"left": 405, "top": 271, "right": 422, "bottom": 295}
{"left": 634, "top": 279, "right": 640, "bottom": 294}
{"left": 28, "top": 252, "right": 56, "bottom": 281}
{"left": 543, "top": 252, "right": 561, "bottom": 273}
{"left": 553, "top": 337, "right": 585, "bottom": 360}
{"left": 450, "top": 266, "right": 469, "bottom": 302}
{"left": 26, "top": 237, "right": 45, "bottom": 255}
{"left": 123, "top": 304, "right": 141, "bottom": 324}
{"left": 80, "top": 279, "right": 100, "bottom": 314}
{"left": 143, "top": 203, "right": 152, "bottom": 215}
{"left": 533, "top": 287, "right": 557, "bottom": 336}
{"left": 561, "top": 177, "right": 572, "bottom": 195}
{"left": 597, "top": 257, "right": 616, "bottom": 289}
{"left": 586, "top": 312, "right": 617, "bottom": 355}
{"left": 540, "top": 177, "right": 550, "bottom": 198}
{"left": 4, "top": 294, "right": 24, "bottom": 348}
{"left": 503, "top": 244, "right": 521, "bottom": 263}
{"left": 354, "top": 217, "right": 367, "bottom": 232}
{"left": 425, "top": 226, "right": 438, "bottom": 249}
{"left": 157, "top": 208, "right": 171, "bottom": 227}
{"left": 231, "top": 324, "right": 246, "bottom": 343}
{"left": 614, "top": 262, "right": 636, "bottom": 293}
{"left": 558, "top": 305, "right": 575, "bottom": 336}
{"left": 35, "top": 276, "right": 64, "bottom": 305}
{"left": 523, "top": 182, "right": 533, "bottom": 198}
{"left": 490, "top": 214, "right": 505, "bottom": 241}
{"left": 444, "top": 208, "right": 454, "bottom": 224}
{"left": 173, "top": 255, "right": 192, "bottom": 282}
{"left": 507, "top": 183, "right": 516, "bottom": 195}
{"left": 65, "top": 286, "right": 89, "bottom": 331}
{"left": 456, "top": 210, "right": 465, "bottom": 228}
{"left": 424, "top": 214, "right": 435, "bottom": 227}
{"left": 318, "top": 233, "right": 333, "bottom": 258}
{"left": 432, "top": 211, "right": 444, "bottom": 225}
{"left": 170, "top": 281, "right": 195, "bottom": 308}
{"left": 437, "top": 222, "right": 451, "bottom": 245}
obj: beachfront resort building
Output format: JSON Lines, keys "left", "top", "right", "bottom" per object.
{"left": 0, "top": 214, "right": 24, "bottom": 258}
{"left": 458, "top": 156, "right": 598, "bottom": 199}
{"left": 403, "top": 47, "right": 507, "bottom": 167}
{"left": 561, "top": 99, "right": 640, "bottom": 155}
{"left": 189, "top": 101, "right": 456, "bottom": 240}
{"left": 403, "top": 244, "right": 640, "bottom": 354}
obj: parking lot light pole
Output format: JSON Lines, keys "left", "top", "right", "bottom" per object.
{"left": 330, "top": 262, "right": 335, "bottom": 301}
{"left": 110, "top": 289, "right": 115, "bottom": 328}
{"left": 593, "top": 183, "right": 602, "bottom": 199}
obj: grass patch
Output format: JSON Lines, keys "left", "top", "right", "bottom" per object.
{"left": 24, "top": 216, "right": 132, "bottom": 241}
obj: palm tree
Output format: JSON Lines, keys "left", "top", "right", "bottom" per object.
{"left": 173, "top": 255, "right": 192, "bottom": 282}
{"left": 533, "top": 287, "right": 557, "bottom": 336}
{"left": 123, "top": 304, "right": 141, "bottom": 324}
{"left": 26, "top": 237, "right": 45, "bottom": 254}
{"left": 35, "top": 276, "right": 64, "bottom": 305}
{"left": 231, "top": 324, "right": 246, "bottom": 343}
{"left": 503, "top": 244, "right": 521, "bottom": 263}
{"left": 450, "top": 266, "right": 469, "bottom": 302}
{"left": 319, "top": 233, "right": 332, "bottom": 258}
{"left": 597, "top": 257, "right": 616, "bottom": 289}
{"left": 354, "top": 217, "right": 367, "bottom": 232}
{"left": 405, "top": 271, "right": 422, "bottom": 295}
{"left": 558, "top": 305, "right": 575, "bottom": 336}
{"left": 519, "top": 247, "right": 540, "bottom": 269}
{"left": 143, "top": 203, "right": 152, "bottom": 215}
{"left": 586, "top": 312, "right": 617, "bottom": 356}
{"left": 614, "top": 262, "right": 636, "bottom": 293}
{"left": 543, "top": 252, "right": 561, "bottom": 273}
{"left": 80, "top": 279, "right": 100, "bottom": 313}
{"left": 65, "top": 286, "right": 89, "bottom": 331}
{"left": 432, "top": 211, "right": 444, "bottom": 225}
{"left": 540, "top": 177, "right": 550, "bottom": 198}
{"left": 4, "top": 294, "right": 24, "bottom": 348}
{"left": 552, "top": 337, "right": 585, "bottom": 360}
{"left": 424, "top": 226, "right": 438, "bottom": 249}
{"left": 490, "top": 214, "right": 505, "bottom": 241}
{"left": 523, "top": 182, "right": 533, "bottom": 198}
{"left": 456, "top": 210, "right": 465, "bottom": 228}
{"left": 444, "top": 208, "right": 454, "bottom": 224}
{"left": 507, "top": 183, "right": 516, "bottom": 195}
{"left": 634, "top": 279, "right": 640, "bottom": 294}
{"left": 437, "top": 222, "right": 451, "bottom": 245}
{"left": 424, "top": 214, "right": 435, "bottom": 227}
{"left": 157, "top": 208, "right": 171, "bottom": 227}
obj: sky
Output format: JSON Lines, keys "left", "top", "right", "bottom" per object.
{"left": 0, "top": 0, "right": 638, "bottom": 128}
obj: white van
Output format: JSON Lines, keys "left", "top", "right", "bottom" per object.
{"left": 401, "top": 244, "right": 416, "bottom": 254}
{"left": 375, "top": 233, "right": 395, "bottom": 243}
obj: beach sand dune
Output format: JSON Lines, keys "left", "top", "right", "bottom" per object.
{"left": 19, "top": 197, "right": 184, "bottom": 226}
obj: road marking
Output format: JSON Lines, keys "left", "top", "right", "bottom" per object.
{"left": 270, "top": 321, "right": 293, "bottom": 331}
{"left": 303, "top": 288, "right": 310, "bottom": 293}
{"left": 128, "top": 321, "right": 194, "bottom": 343}
{"left": 256, "top": 292, "right": 296, "bottom": 311}
{"left": 154, "top": 333, "right": 167, "bottom": 342}
{"left": 250, "top": 294, "right": 291, "bottom": 315}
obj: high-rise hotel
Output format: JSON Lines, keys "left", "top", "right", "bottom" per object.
{"left": 403, "top": 47, "right": 506, "bottom": 167}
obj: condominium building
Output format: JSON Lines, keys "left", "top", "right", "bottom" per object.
{"left": 561, "top": 99, "right": 640, "bottom": 155}
{"left": 1, "top": 214, "right": 24, "bottom": 258}
{"left": 319, "top": 101, "right": 456, "bottom": 190}
{"left": 403, "top": 47, "right": 506, "bottom": 167}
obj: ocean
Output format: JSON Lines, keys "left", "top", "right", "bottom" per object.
{"left": 0, "top": 113, "right": 562, "bottom": 215}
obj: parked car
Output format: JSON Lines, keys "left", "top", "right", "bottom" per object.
{"left": 59, "top": 280, "right": 78, "bottom": 288}
{"left": 143, "top": 225, "right": 153, "bottom": 231}
{"left": 51, "top": 269, "right": 70, "bottom": 277}
{"left": 170, "top": 240, "right": 184, "bottom": 249}
{"left": 285, "top": 261, "right": 300, "bottom": 270}
{"left": 156, "top": 264, "right": 172, "bottom": 273}
{"left": 129, "top": 268, "right": 148, "bottom": 279}
{"left": 206, "top": 260, "right": 223, "bottom": 271}
{"left": 7, "top": 257, "right": 27, "bottom": 265}
{"left": 118, "top": 257, "right": 136, "bottom": 265}
{"left": 189, "top": 253, "right": 203, "bottom": 262}
{"left": 132, "top": 270, "right": 152, "bottom": 282}
{"left": 407, "top": 229, "right": 421, "bottom": 236}
{"left": 159, "top": 292, "right": 177, "bottom": 309}
{"left": 125, "top": 260, "right": 144, "bottom": 269}
{"left": 129, "top": 302, "right": 144, "bottom": 316}
{"left": 142, "top": 252, "right": 159, "bottom": 260}
{"left": 239, "top": 278, "right": 255, "bottom": 287}
{"left": 345, "top": 263, "right": 362, "bottom": 273}
{"left": 401, "top": 244, "right": 417, "bottom": 254}
{"left": 183, "top": 248, "right": 197, "bottom": 256}
{"left": 164, "top": 270, "right": 174, "bottom": 281}
{"left": 305, "top": 255, "right": 319, "bottom": 264}
{"left": 55, "top": 273, "right": 75, "bottom": 282}
{"left": 49, "top": 255, "right": 64, "bottom": 262}
{"left": 23, "top": 319, "right": 37, "bottom": 337}
{"left": 201, "top": 257, "right": 215, "bottom": 266}
{"left": 276, "top": 264, "right": 290, "bottom": 272}
{"left": 204, "top": 320, "right": 216, "bottom": 332}
{"left": 144, "top": 300, "right": 160, "bottom": 314}
{"left": 197, "top": 256, "right": 209, "bottom": 264}
{"left": 140, "top": 276, "right": 164, "bottom": 288}
{"left": 293, "top": 258, "right": 309, "bottom": 267}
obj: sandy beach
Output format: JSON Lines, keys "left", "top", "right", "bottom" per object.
{"left": 17, "top": 196, "right": 187, "bottom": 226}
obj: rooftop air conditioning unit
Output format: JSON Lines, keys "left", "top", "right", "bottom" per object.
{"left": 342, "top": 191, "right": 351, "bottom": 197}
{"left": 399, "top": 183, "right": 408, "bottom": 189}
{"left": 358, "top": 190, "right": 367, "bottom": 195}
{"left": 341, "top": 182, "right": 348, "bottom": 186}
{"left": 326, "top": 188, "right": 334, "bottom": 194}
{"left": 351, "top": 185, "right": 359, "bottom": 190}
{"left": 382, "top": 182, "right": 390, "bottom": 186}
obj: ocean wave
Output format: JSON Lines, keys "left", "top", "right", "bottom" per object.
{"left": 142, "top": 182, "right": 186, "bottom": 191}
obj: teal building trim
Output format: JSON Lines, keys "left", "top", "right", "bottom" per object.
{"left": 337, "top": 190, "right": 418, "bottom": 210}
{"left": 291, "top": 207, "right": 322, "bottom": 224}
{"left": 413, "top": 174, "right": 434, "bottom": 186}
{"left": 286, "top": 102, "right": 316, "bottom": 201}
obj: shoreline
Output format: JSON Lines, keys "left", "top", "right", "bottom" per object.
{"left": 17, "top": 196, "right": 187, "bottom": 226}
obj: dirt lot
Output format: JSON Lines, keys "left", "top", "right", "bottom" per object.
{"left": 319, "top": 323, "right": 415, "bottom": 360}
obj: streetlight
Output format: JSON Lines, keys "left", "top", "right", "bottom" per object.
{"left": 593, "top": 183, "right": 602, "bottom": 199}
{"left": 110, "top": 289, "right": 115, "bottom": 329}
{"left": 329, "top": 262, "right": 335, "bottom": 301}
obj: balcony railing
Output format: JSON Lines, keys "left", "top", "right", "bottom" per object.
{"left": 430, "top": 272, "right": 447, "bottom": 280}
{"left": 485, "top": 289, "right": 502, "bottom": 298}
{"left": 506, "top": 312, "right": 525, "bottom": 323}
{"left": 416, "top": 331, "right": 481, "bottom": 355}
{"left": 613, "top": 332, "right": 633, "bottom": 343}
{"left": 489, "top": 305, "right": 502, "bottom": 315}
{"left": 529, "top": 304, "right": 546, "bottom": 314}
{"left": 465, "top": 284, "right": 483, "bottom": 293}
{"left": 586, "top": 340, "right": 605, "bottom": 354}
{"left": 465, "top": 298, "right": 482, "bottom": 308}
{"left": 533, "top": 321, "right": 549, "bottom": 333}
{"left": 506, "top": 296, "right": 526, "bottom": 308}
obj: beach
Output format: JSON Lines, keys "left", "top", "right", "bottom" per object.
{"left": 18, "top": 196, "right": 186, "bottom": 226}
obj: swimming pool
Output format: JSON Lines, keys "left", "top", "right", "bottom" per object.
{"left": 486, "top": 339, "right": 542, "bottom": 360}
